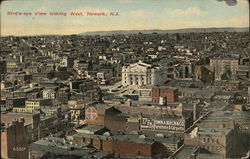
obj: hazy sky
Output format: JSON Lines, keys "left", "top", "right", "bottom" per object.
{"left": 0, "top": 0, "right": 249, "bottom": 36}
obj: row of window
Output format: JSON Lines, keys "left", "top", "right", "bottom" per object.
{"left": 124, "top": 81, "right": 146, "bottom": 85}
{"left": 202, "top": 138, "right": 219, "bottom": 144}
{"left": 202, "top": 145, "right": 222, "bottom": 151}
{"left": 26, "top": 102, "right": 39, "bottom": 106}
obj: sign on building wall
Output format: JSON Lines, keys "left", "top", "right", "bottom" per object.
{"left": 140, "top": 117, "right": 185, "bottom": 132}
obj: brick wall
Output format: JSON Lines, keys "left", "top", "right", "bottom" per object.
{"left": 152, "top": 87, "right": 178, "bottom": 103}
{"left": 105, "top": 115, "right": 127, "bottom": 133}
{"left": 102, "top": 140, "right": 112, "bottom": 152}
{"left": 1, "top": 119, "right": 29, "bottom": 159}
{"left": 112, "top": 140, "right": 152, "bottom": 157}
{"left": 93, "top": 139, "right": 101, "bottom": 150}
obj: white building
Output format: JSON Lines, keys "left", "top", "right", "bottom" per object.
{"left": 122, "top": 60, "right": 168, "bottom": 86}
{"left": 43, "top": 88, "right": 56, "bottom": 99}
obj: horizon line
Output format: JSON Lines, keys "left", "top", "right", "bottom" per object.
{"left": 1, "top": 26, "right": 249, "bottom": 37}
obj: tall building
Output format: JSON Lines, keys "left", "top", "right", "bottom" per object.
{"left": 210, "top": 58, "right": 238, "bottom": 80}
{"left": 122, "top": 60, "right": 168, "bottom": 86}
{"left": 1, "top": 112, "right": 40, "bottom": 142}
{"left": 1, "top": 118, "right": 29, "bottom": 159}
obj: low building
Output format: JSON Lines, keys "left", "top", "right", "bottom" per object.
{"left": 29, "top": 137, "right": 113, "bottom": 159}
{"left": 73, "top": 133, "right": 165, "bottom": 158}
{"left": 138, "top": 85, "right": 152, "bottom": 102}
{"left": 25, "top": 98, "right": 52, "bottom": 109}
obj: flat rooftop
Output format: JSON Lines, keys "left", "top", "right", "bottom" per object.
{"left": 198, "top": 128, "right": 231, "bottom": 136}
{"left": 171, "top": 145, "right": 199, "bottom": 159}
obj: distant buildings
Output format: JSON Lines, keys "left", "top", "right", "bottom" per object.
{"left": 0, "top": 31, "right": 249, "bottom": 159}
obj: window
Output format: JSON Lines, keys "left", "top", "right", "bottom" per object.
{"left": 202, "top": 138, "right": 206, "bottom": 143}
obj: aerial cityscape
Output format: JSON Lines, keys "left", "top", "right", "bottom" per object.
{"left": 1, "top": 0, "right": 249, "bottom": 159}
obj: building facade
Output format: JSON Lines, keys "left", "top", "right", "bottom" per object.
{"left": 122, "top": 61, "right": 168, "bottom": 86}
{"left": 210, "top": 58, "right": 239, "bottom": 80}
{"left": 1, "top": 118, "right": 29, "bottom": 159}
{"left": 42, "top": 88, "right": 56, "bottom": 99}
{"left": 152, "top": 86, "right": 179, "bottom": 103}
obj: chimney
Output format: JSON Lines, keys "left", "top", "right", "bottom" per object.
{"left": 19, "top": 117, "right": 25, "bottom": 123}
{"left": 193, "top": 104, "right": 197, "bottom": 122}
{"left": 159, "top": 96, "right": 167, "bottom": 106}
{"left": 127, "top": 99, "right": 132, "bottom": 107}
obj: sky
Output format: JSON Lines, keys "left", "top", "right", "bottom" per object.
{"left": 0, "top": 0, "right": 249, "bottom": 36}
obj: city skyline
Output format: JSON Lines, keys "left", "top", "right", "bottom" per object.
{"left": 0, "top": 0, "right": 249, "bottom": 36}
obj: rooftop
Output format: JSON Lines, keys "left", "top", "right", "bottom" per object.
{"left": 198, "top": 128, "right": 231, "bottom": 136}
{"left": 30, "top": 137, "right": 97, "bottom": 157}
{"left": 78, "top": 125, "right": 105, "bottom": 132}
{"left": 171, "top": 145, "right": 199, "bottom": 159}
{"left": 199, "top": 111, "right": 250, "bottom": 124}
{"left": 88, "top": 104, "right": 112, "bottom": 110}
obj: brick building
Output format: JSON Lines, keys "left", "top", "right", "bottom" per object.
{"left": 85, "top": 104, "right": 113, "bottom": 126}
{"left": 85, "top": 104, "right": 128, "bottom": 133}
{"left": 184, "top": 127, "right": 234, "bottom": 158}
{"left": 112, "top": 135, "right": 165, "bottom": 158}
{"left": 151, "top": 86, "right": 178, "bottom": 103}
{"left": 73, "top": 133, "right": 165, "bottom": 158}
{"left": 1, "top": 112, "right": 40, "bottom": 142}
{"left": 1, "top": 118, "right": 29, "bottom": 159}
